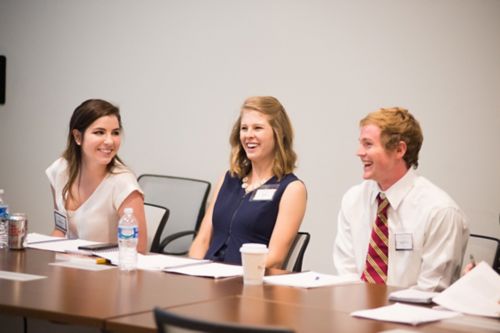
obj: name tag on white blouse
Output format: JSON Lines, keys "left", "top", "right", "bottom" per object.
{"left": 250, "top": 184, "right": 279, "bottom": 201}
{"left": 54, "top": 210, "right": 68, "bottom": 235}
{"left": 395, "top": 233, "right": 413, "bottom": 251}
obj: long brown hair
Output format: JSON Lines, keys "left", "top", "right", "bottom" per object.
{"left": 62, "top": 99, "right": 124, "bottom": 202}
{"left": 229, "top": 96, "right": 297, "bottom": 180}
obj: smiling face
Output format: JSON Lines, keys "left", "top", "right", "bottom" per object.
{"left": 357, "top": 124, "right": 407, "bottom": 190}
{"left": 239, "top": 109, "right": 275, "bottom": 165}
{"left": 74, "top": 115, "right": 121, "bottom": 168}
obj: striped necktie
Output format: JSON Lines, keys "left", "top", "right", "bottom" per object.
{"left": 361, "top": 193, "right": 390, "bottom": 284}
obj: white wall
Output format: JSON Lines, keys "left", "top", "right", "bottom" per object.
{"left": 0, "top": 0, "right": 499, "bottom": 273}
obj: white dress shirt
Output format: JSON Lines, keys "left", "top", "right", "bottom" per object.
{"left": 46, "top": 158, "right": 143, "bottom": 243}
{"left": 333, "top": 168, "right": 469, "bottom": 291}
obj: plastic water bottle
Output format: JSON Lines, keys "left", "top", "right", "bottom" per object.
{"left": 0, "top": 189, "right": 9, "bottom": 249}
{"left": 118, "top": 207, "right": 138, "bottom": 271}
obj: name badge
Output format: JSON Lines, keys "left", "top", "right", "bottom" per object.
{"left": 250, "top": 184, "right": 279, "bottom": 201}
{"left": 54, "top": 210, "right": 68, "bottom": 235}
{"left": 395, "top": 233, "right": 413, "bottom": 251}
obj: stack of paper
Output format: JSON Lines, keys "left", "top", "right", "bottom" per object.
{"left": 351, "top": 303, "right": 460, "bottom": 326}
{"left": 432, "top": 261, "right": 500, "bottom": 318}
{"left": 388, "top": 288, "right": 439, "bottom": 304}
{"left": 263, "top": 271, "right": 361, "bottom": 288}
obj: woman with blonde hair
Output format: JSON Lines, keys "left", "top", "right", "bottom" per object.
{"left": 189, "top": 96, "right": 307, "bottom": 268}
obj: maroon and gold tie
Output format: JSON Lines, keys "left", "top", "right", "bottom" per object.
{"left": 361, "top": 193, "right": 390, "bottom": 284}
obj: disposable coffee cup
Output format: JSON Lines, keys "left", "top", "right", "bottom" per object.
{"left": 240, "top": 243, "right": 268, "bottom": 285}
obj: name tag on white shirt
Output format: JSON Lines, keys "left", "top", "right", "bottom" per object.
{"left": 395, "top": 233, "right": 413, "bottom": 251}
{"left": 54, "top": 210, "right": 68, "bottom": 235}
{"left": 250, "top": 184, "right": 279, "bottom": 201}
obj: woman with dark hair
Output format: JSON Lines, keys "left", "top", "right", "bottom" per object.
{"left": 46, "top": 99, "right": 147, "bottom": 253}
{"left": 189, "top": 96, "right": 307, "bottom": 268}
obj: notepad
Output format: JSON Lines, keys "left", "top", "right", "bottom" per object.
{"left": 388, "top": 289, "right": 440, "bottom": 304}
{"left": 263, "top": 271, "right": 361, "bottom": 288}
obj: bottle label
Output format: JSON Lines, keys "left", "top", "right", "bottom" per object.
{"left": 0, "top": 207, "right": 7, "bottom": 219}
{"left": 118, "top": 226, "right": 138, "bottom": 239}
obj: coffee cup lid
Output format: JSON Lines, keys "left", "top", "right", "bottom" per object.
{"left": 240, "top": 243, "right": 268, "bottom": 254}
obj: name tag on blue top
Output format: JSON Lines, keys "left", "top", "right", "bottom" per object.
{"left": 250, "top": 184, "right": 279, "bottom": 201}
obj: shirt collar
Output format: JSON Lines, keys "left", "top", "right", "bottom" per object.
{"left": 370, "top": 168, "right": 417, "bottom": 209}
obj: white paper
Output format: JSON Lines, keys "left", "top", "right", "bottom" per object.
{"left": 96, "top": 251, "right": 208, "bottom": 271}
{"left": 25, "top": 232, "right": 65, "bottom": 244}
{"left": 26, "top": 236, "right": 100, "bottom": 253}
{"left": 351, "top": 303, "right": 460, "bottom": 326}
{"left": 432, "top": 261, "right": 500, "bottom": 318}
{"left": 0, "top": 270, "right": 47, "bottom": 282}
{"left": 388, "top": 289, "right": 440, "bottom": 304}
{"left": 263, "top": 271, "right": 361, "bottom": 288}
{"left": 49, "top": 260, "right": 115, "bottom": 271}
{"left": 164, "top": 262, "right": 243, "bottom": 278}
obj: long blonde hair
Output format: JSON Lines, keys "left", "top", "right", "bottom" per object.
{"left": 229, "top": 96, "right": 297, "bottom": 180}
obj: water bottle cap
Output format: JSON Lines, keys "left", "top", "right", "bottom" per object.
{"left": 124, "top": 207, "right": 133, "bottom": 214}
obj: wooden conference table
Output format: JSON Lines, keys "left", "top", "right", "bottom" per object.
{"left": 0, "top": 248, "right": 498, "bottom": 333}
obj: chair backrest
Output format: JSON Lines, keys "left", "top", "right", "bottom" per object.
{"left": 144, "top": 203, "right": 169, "bottom": 253}
{"left": 463, "top": 233, "right": 500, "bottom": 274}
{"left": 138, "top": 174, "right": 211, "bottom": 255}
{"left": 281, "top": 232, "right": 310, "bottom": 272}
{"left": 154, "top": 307, "right": 294, "bottom": 333}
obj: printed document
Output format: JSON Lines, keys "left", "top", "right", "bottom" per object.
{"left": 432, "top": 261, "right": 500, "bottom": 318}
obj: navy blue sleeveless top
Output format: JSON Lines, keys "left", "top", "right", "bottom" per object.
{"left": 205, "top": 171, "right": 300, "bottom": 265}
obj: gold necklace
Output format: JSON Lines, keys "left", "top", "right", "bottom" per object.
{"left": 241, "top": 176, "right": 269, "bottom": 194}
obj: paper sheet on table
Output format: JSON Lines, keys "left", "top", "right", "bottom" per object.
{"left": 263, "top": 271, "right": 361, "bottom": 288}
{"left": 0, "top": 270, "right": 47, "bottom": 282}
{"left": 26, "top": 235, "right": 99, "bottom": 253}
{"left": 351, "top": 303, "right": 460, "bottom": 326}
{"left": 164, "top": 262, "right": 243, "bottom": 278}
{"left": 432, "top": 261, "right": 500, "bottom": 318}
{"left": 25, "top": 232, "right": 64, "bottom": 244}
{"left": 49, "top": 260, "right": 115, "bottom": 271}
{"left": 96, "top": 251, "right": 208, "bottom": 271}
{"left": 388, "top": 289, "right": 440, "bottom": 304}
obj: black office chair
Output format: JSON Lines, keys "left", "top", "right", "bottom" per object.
{"left": 138, "top": 174, "right": 211, "bottom": 255}
{"left": 464, "top": 233, "right": 500, "bottom": 274}
{"left": 144, "top": 203, "right": 169, "bottom": 253}
{"left": 154, "top": 307, "right": 294, "bottom": 333}
{"left": 281, "top": 232, "right": 310, "bottom": 272}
